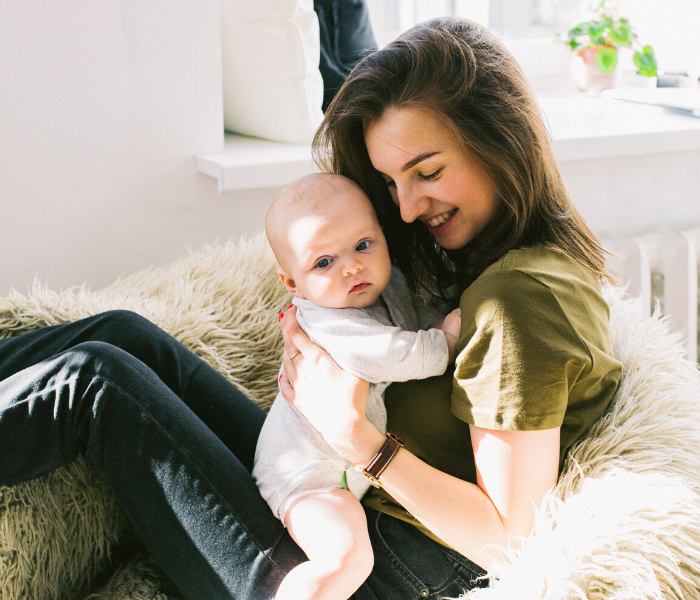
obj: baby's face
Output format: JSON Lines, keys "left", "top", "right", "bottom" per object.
{"left": 283, "top": 189, "right": 392, "bottom": 309}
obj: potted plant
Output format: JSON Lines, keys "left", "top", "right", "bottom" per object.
{"left": 559, "top": 0, "right": 657, "bottom": 91}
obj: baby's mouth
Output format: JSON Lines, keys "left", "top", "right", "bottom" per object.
{"left": 351, "top": 281, "right": 370, "bottom": 293}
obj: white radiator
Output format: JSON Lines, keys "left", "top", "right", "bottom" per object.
{"left": 603, "top": 228, "right": 700, "bottom": 363}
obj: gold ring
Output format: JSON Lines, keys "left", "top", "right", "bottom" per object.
{"left": 288, "top": 351, "right": 302, "bottom": 363}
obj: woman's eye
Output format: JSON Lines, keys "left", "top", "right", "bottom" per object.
{"left": 356, "top": 240, "right": 371, "bottom": 252}
{"left": 385, "top": 179, "right": 396, "bottom": 188}
{"left": 315, "top": 258, "right": 333, "bottom": 269}
{"left": 419, "top": 168, "right": 443, "bottom": 182}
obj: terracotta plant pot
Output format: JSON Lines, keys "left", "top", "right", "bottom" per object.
{"left": 571, "top": 46, "right": 619, "bottom": 92}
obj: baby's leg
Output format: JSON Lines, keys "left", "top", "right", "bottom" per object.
{"left": 276, "top": 488, "right": 373, "bottom": 600}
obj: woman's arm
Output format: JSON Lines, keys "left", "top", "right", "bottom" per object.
{"left": 279, "top": 305, "right": 560, "bottom": 570}
{"left": 377, "top": 426, "right": 559, "bottom": 567}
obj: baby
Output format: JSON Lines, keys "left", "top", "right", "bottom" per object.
{"left": 254, "top": 173, "right": 461, "bottom": 600}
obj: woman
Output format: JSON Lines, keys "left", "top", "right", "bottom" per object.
{"left": 281, "top": 12, "right": 620, "bottom": 586}
{"left": 0, "top": 17, "right": 620, "bottom": 600}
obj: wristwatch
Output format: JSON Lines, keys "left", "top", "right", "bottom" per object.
{"left": 352, "top": 432, "right": 404, "bottom": 488}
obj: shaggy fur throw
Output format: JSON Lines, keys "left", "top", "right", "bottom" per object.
{"left": 1, "top": 234, "right": 699, "bottom": 600}
{"left": 0, "top": 235, "right": 289, "bottom": 600}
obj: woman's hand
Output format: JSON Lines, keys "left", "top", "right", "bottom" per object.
{"left": 279, "top": 305, "right": 384, "bottom": 464}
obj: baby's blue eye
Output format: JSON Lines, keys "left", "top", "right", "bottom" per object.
{"left": 356, "top": 240, "right": 371, "bottom": 251}
{"left": 315, "top": 258, "right": 333, "bottom": 269}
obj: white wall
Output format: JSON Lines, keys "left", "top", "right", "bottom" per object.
{"left": 561, "top": 151, "right": 700, "bottom": 237}
{"left": 1, "top": 0, "right": 696, "bottom": 296}
{"left": 622, "top": 0, "right": 700, "bottom": 74}
{"left": 0, "top": 0, "right": 278, "bottom": 294}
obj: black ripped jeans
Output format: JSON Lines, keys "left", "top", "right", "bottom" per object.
{"left": 0, "top": 311, "right": 487, "bottom": 599}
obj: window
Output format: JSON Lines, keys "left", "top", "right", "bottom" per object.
{"left": 365, "top": 0, "right": 586, "bottom": 46}
{"left": 364, "top": 0, "right": 586, "bottom": 92}
{"left": 489, "top": 0, "right": 584, "bottom": 38}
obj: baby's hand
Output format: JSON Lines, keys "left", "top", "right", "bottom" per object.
{"left": 431, "top": 308, "right": 461, "bottom": 364}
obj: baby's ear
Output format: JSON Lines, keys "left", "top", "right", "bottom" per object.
{"left": 277, "top": 268, "right": 305, "bottom": 299}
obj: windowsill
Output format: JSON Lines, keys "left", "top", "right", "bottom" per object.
{"left": 195, "top": 133, "right": 318, "bottom": 193}
{"left": 196, "top": 92, "right": 700, "bottom": 193}
{"left": 540, "top": 91, "right": 700, "bottom": 162}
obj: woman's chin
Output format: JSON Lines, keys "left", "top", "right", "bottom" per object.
{"left": 432, "top": 221, "right": 479, "bottom": 250}
{"left": 433, "top": 233, "right": 470, "bottom": 251}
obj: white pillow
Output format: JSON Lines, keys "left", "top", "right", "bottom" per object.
{"left": 221, "top": 0, "right": 324, "bottom": 145}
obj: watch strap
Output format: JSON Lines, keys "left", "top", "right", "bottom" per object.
{"left": 352, "top": 432, "right": 404, "bottom": 488}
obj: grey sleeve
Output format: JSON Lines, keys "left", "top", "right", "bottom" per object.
{"left": 412, "top": 294, "right": 446, "bottom": 330}
{"left": 303, "top": 311, "right": 449, "bottom": 384}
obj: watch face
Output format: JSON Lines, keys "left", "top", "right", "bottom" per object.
{"left": 386, "top": 431, "right": 404, "bottom": 446}
{"left": 364, "top": 471, "right": 382, "bottom": 488}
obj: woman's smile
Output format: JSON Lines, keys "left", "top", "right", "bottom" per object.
{"left": 364, "top": 106, "right": 500, "bottom": 250}
{"left": 424, "top": 209, "right": 457, "bottom": 232}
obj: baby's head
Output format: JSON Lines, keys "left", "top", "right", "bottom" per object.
{"left": 266, "top": 173, "right": 392, "bottom": 309}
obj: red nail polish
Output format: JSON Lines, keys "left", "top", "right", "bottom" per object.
{"left": 279, "top": 374, "right": 283, "bottom": 381}
{"left": 278, "top": 312, "right": 284, "bottom": 321}
{"left": 287, "top": 303, "right": 293, "bottom": 310}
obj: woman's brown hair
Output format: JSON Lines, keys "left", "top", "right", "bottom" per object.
{"left": 313, "top": 16, "right": 612, "bottom": 301}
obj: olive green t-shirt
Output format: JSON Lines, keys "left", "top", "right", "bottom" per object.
{"left": 363, "top": 246, "right": 622, "bottom": 543}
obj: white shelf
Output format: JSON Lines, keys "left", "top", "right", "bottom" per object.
{"left": 539, "top": 92, "right": 700, "bottom": 162}
{"left": 195, "top": 133, "right": 318, "bottom": 193}
{"left": 196, "top": 94, "right": 700, "bottom": 193}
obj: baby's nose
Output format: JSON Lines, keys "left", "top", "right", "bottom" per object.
{"left": 343, "top": 259, "right": 363, "bottom": 276}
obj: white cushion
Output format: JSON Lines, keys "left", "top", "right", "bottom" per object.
{"left": 221, "top": 0, "right": 324, "bottom": 145}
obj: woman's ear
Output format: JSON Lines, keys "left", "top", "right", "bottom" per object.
{"left": 277, "top": 268, "right": 306, "bottom": 299}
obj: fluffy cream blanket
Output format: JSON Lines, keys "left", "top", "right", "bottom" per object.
{"left": 1, "top": 234, "right": 699, "bottom": 600}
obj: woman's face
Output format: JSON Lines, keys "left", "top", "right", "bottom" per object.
{"left": 364, "top": 106, "right": 499, "bottom": 251}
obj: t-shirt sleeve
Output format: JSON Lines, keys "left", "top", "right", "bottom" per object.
{"left": 451, "top": 269, "right": 591, "bottom": 431}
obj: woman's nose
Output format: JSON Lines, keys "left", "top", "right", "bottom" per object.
{"left": 395, "top": 184, "right": 429, "bottom": 223}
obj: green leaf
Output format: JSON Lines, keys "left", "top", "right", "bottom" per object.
{"left": 595, "top": 47, "right": 618, "bottom": 74}
{"left": 610, "top": 23, "right": 632, "bottom": 45}
{"left": 587, "top": 22, "right": 608, "bottom": 46}
{"left": 634, "top": 45, "right": 658, "bottom": 77}
{"left": 589, "top": 32, "right": 604, "bottom": 46}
